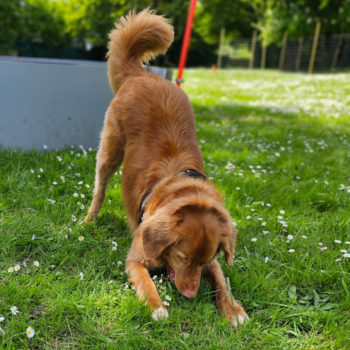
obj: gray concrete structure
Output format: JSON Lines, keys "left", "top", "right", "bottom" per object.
{"left": 0, "top": 57, "right": 113, "bottom": 150}
{"left": 0, "top": 56, "right": 172, "bottom": 151}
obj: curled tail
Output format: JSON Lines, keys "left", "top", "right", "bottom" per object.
{"left": 107, "top": 9, "right": 174, "bottom": 94}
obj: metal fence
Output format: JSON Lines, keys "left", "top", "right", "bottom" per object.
{"left": 222, "top": 33, "right": 350, "bottom": 73}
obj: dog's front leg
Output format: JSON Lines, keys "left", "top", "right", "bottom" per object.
{"left": 126, "top": 259, "right": 168, "bottom": 321}
{"left": 203, "top": 259, "right": 248, "bottom": 328}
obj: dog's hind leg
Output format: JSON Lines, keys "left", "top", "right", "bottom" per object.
{"left": 84, "top": 107, "right": 124, "bottom": 222}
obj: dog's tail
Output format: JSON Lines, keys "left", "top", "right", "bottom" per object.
{"left": 107, "top": 9, "right": 174, "bottom": 94}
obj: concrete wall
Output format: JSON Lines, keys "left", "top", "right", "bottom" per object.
{"left": 0, "top": 57, "right": 114, "bottom": 151}
{"left": 0, "top": 56, "right": 172, "bottom": 151}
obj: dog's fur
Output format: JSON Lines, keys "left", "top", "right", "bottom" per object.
{"left": 84, "top": 9, "right": 248, "bottom": 326}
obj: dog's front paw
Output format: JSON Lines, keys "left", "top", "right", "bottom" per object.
{"left": 151, "top": 307, "right": 169, "bottom": 321}
{"left": 221, "top": 303, "right": 249, "bottom": 329}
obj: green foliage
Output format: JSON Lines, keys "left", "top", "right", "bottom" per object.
{"left": 19, "top": 0, "right": 70, "bottom": 47}
{"left": 0, "top": 0, "right": 21, "bottom": 50}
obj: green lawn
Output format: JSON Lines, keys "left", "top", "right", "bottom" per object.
{"left": 1, "top": 69, "right": 350, "bottom": 349}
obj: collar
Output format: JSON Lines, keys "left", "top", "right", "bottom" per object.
{"left": 138, "top": 169, "right": 206, "bottom": 224}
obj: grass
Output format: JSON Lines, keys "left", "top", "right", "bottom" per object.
{"left": 1, "top": 68, "right": 350, "bottom": 349}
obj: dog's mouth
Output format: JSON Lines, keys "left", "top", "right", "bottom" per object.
{"left": 167, "top": 265, "right": 175, "bottom": 283}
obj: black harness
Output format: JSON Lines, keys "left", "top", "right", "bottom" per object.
{"left": 138, "top": 169, "right": 207, "bottom": 224}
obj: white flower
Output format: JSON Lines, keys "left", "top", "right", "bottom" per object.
{"left": 39, "top": 168, "right": 44, "bottom": 173}
{"left": 302, "top": 235, "right": 307, "bottom": 239}
{"left": 320, "top": 247, "right": 328, "bottom": 251}
{"left": 246, "top": 216, "right": 252, "bottom": 220}
{"left": 335, "top": 258, "right": 341, "bottom": 262}
{"left": 262, "top": 222, "right": 266, "bottom": 226}
{"left": 80, "top": 194, "right": 85, "bottom": 199}
{"left": 112, "top": 246, "right": 117, "bottom": 251}
{"left": 48, "top": 199, "right": 56, "bottom": 204}
{"left": 266, "top": 203, "right": 272, "bottom": 207}
{"left": 345, "top": 241, "right": 350, "bottom": 245}
{"left": 340, "top": 249, "right": 347, "bottom": 253}
{"left": 79, "top": 272, "right": 84, "bottom": 280}
{"left": 72, "top": 215, "right": 77, "bottom": 222}
{"left": 235, "top": 187, "right": 240, "bottom": 190}
{"left": 14, "top": 265, "right": 20, "bottom": 272}
{"left": 277, "top": 216, "right": 283, "bottom": 220}
{"left": 165, "top": 295, "right": 171, "bottom": 301}
{"left": 280, "top": 210, "right": 285, "bottom": 214}
{"left": 8, "top": 267, "right": 14, "bottom": 273}
{"left": 10, "top": 306, "right": 19, "bottom": 315}
{"left": 334, "top": 240, "right": 342, "bottom": 244}
{"left": 288, "top": 249, "right": 295, "bottom": 253}
{"left": 26, "top": 326, "right": 35, "bottom": 338}
{"left": 0, "top": 316, "right": 4, "bottom": 322}
{"left": 264, "top": 257, "right": 269, "bottom": 263}
{"left": 78, "top": 235, "right": 84, "bottom": 242}
{"left": 251, "top": 238, "right": 257, "bottom": 242}
{"left": 263, "top": 230, "right": 269, "bottom": 234}
{"left": 53, "top": 182, "right": 57, "bottom": 185}
{"left": 344, "top": 253, "right": 350, "bottom": 258}
{"left": 32, "top": 234, "right": 35, "bottom": 241}
{"left": 80, "top": 204, "right": 85, "bottom": 210}
{"left": 33, "top": 261, "right": 40, "bottom": 267}
{"left": 73, "top": 193, "right": 79, "bottom": 197}
{"left": 287, "top": 235, "right": 294, "bottom": 240}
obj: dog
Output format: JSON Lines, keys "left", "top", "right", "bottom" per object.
{"left": 84, "top": 9, "right": 248, "bottom": 327}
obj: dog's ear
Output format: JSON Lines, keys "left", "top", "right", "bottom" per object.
{"left": 221, "top": 223, "right": 237, "bottom": 266}
{"left": 140, "top": 213, "right": 176, "bottom": 259}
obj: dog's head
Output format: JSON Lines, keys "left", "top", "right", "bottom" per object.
{"left": 140, "top": 200, "right": 236, "bottom": 298}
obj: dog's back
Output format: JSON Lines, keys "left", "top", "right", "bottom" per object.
{"left": 106, "top": 10, "right": 204, "bottom": 226}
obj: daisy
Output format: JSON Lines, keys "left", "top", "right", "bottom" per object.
{"left": 340, "top": 249, "right": 347, "bottom": 253}
{"left": 288, "top": 249, "right": 295, "bottom": 253}
{"left": 80, "top": 194, "right": 85, "bottom": 199}
{"left": 10, "top": 306, "right": 19, "bottom": 315}
{"left": 165, "top": 295, "right": 171, "bottom": 301}
{"left": 33, "top": 261, "right": 40, "bottom": 267}
{"left": 0, "top": 316, "right": 4, "bottom": 322}
{"left": 73, "top": 193, "right": 79, "bottom": 197}
{"left": 287, "top": 235, "right": 294, "bottom": 240}
{"left": 79, "top": 272, "right": 84, "bottom": 280}
{"left": 264, "top": 257, "right": 269, "bottom": 263}
{"left": 345, "top": 241, "right": 350, "bottom": 245}
{"left": 72, "top": 215, "right": 77, "bottom": 222}
{"left": 302, "top": 235, "right": 307, "bottom": 239}
{"left": 344, "top": 253, "right": 350, "bottom": 258}
{"left": 8, "top": 267, "right": 14, "bottom": 273}
{"left": 246, "top": 216, "right": 252, "bottom": 220}
{"left": 26, "top": 326, "right": 35, "bottom": 338}
{"left": 14, "top": 265, "right": 20, "bottom": 272}
{"left": 334, "top": 240, "right": 342, "bottom": 244}
{"left": 280, "top": 210, "right": 285, "bottom": 214}
{"left": 78, "top": 235, "right": 84, "bottom": 242}
{"left": 112, "top": 246, "right": 117, "bottom": 251}
{"left": 251, "top": 238, "right": 257, "bottom": 242}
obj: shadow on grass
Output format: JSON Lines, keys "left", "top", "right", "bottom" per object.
{"left": 193, "top": 101, "right": 350, "bottom": 132}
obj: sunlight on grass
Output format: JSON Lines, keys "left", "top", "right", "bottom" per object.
{"left": 1, "top": 69, "right": 350, "bottom": 348}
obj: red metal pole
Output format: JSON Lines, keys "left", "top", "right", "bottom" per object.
{"left": 176, "top": 0, "right": 197, "bottom": 87}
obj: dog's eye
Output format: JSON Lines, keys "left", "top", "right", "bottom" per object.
{"left": 177, "top": 253, "right": 188, "bottom": 263}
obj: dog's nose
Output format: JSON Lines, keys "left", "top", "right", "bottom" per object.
{"left": 182, "top": 289, "right": 197, "bottom": 298}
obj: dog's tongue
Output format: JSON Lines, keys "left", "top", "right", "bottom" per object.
{"left": 167, "top": 266, "right": 175, "bottom": 283}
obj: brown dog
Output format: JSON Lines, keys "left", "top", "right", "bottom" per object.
{"left": 84, "top": 9, "right": 248, "bottom": 327}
